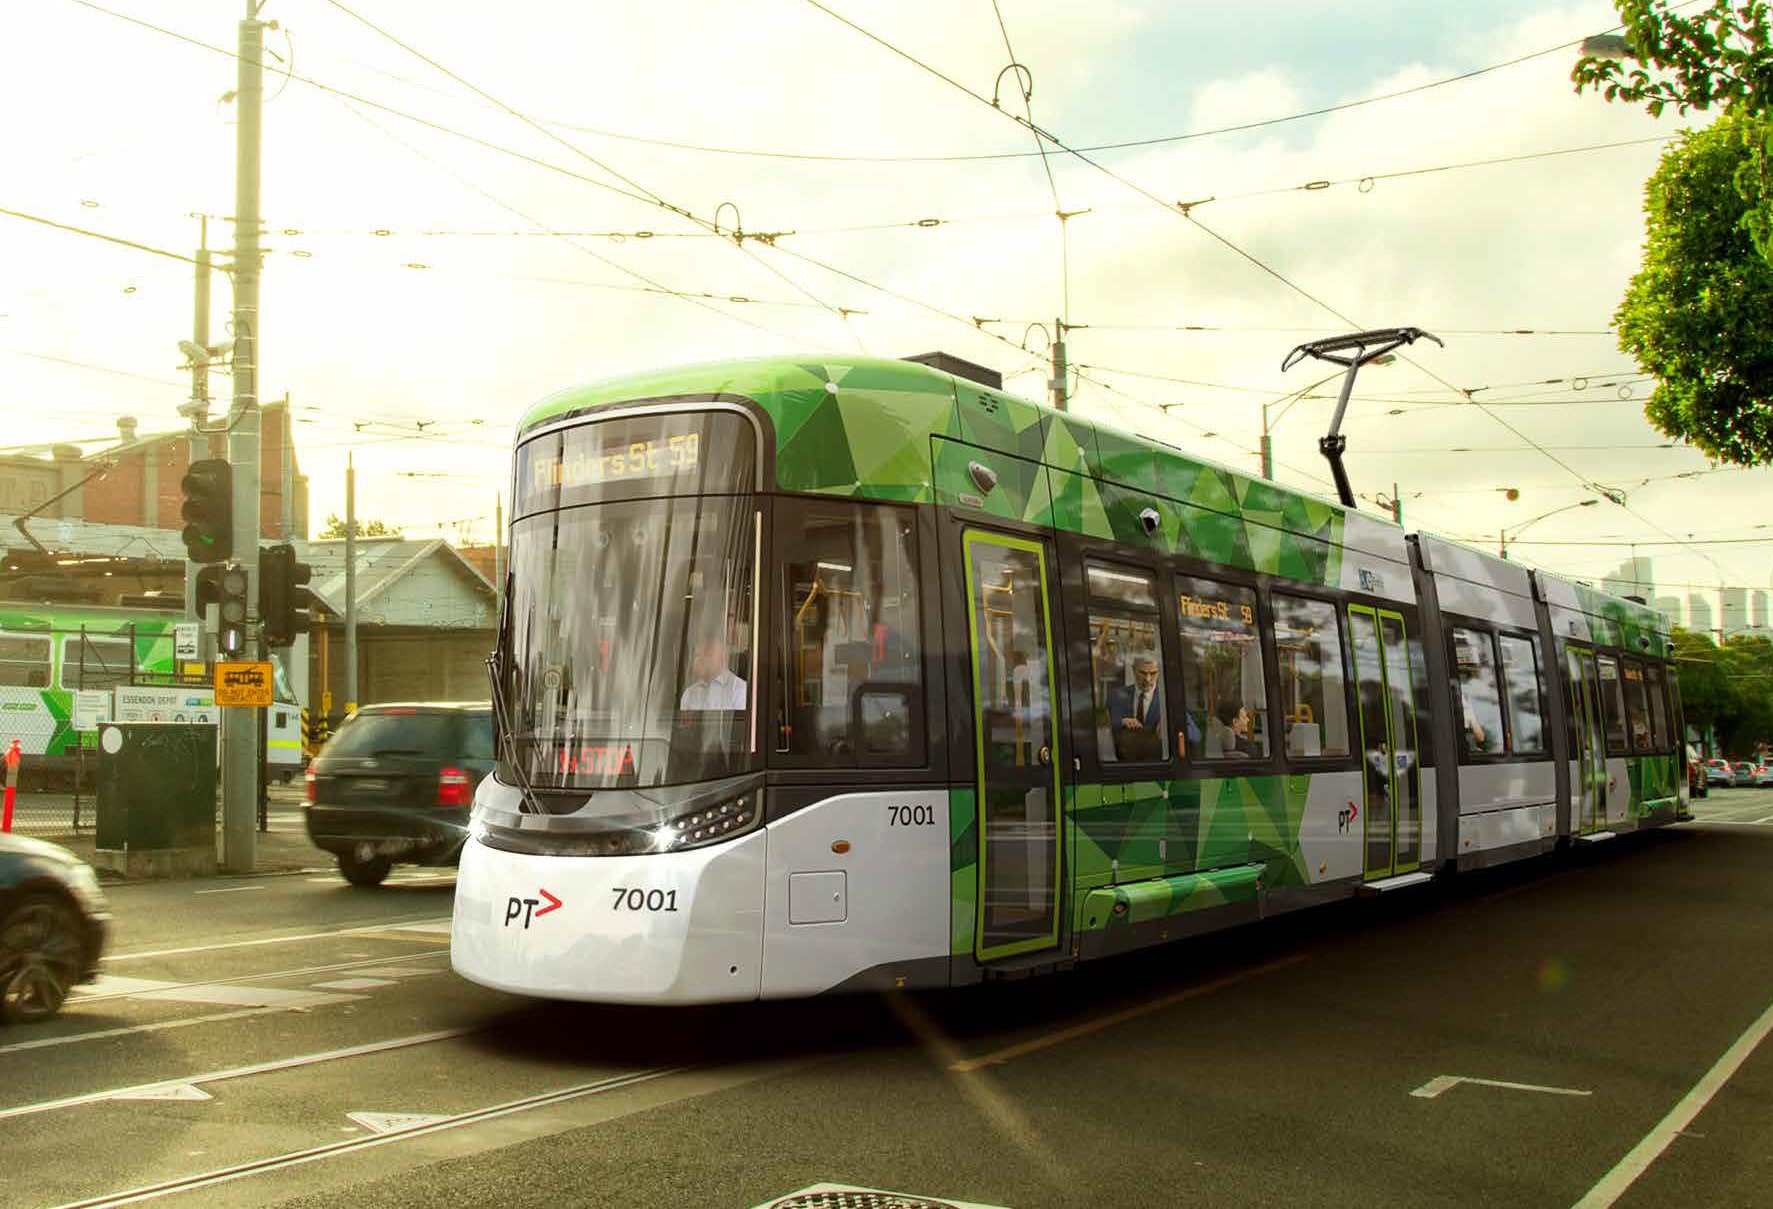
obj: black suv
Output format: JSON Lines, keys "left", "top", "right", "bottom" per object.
{"left": 305, "top": 702, "right": 494, "bottom": 886}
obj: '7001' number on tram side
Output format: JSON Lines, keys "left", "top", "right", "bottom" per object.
{"left": 888, "top": 804, "right": 936, "bottom": 827}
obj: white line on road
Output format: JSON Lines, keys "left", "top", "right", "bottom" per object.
{"left": 47, "top": 1067, "right": 684, "bottom": 1209}
{"left": 0, "top": 1007, "right": 287, "bottom": 1056}
{"left": 77, "top": 949, "right": 445, "bottom": 1005}
{"left": 1752, "top": 814, "right": 1773, "bottom": 825}
{"left": 191, "top": 885, "right": 267, "bottom": 895}
{"left": 1574, "top": 995, "right": 1773, "bottom": 1208}
{"left": 0, "top": 1027, "right": 476, "bottom": 1123}
{"left": 1411, "top": 1075, "right": 1592, "bottom": 1100}
{"left": 103, "top": 917, "right": 451, "bottom": 963}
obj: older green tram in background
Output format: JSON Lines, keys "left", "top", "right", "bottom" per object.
{"left": 449, "top": 354, "right": 1687, "bottom": 1004}
{"left": 0, "top": 604, "right": 303, "bottom": 791}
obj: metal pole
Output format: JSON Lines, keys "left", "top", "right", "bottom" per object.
{"left": 221, "top": 1, "right": 264, "bottom": 874}
{"left": 1260, "top": 428, "right": 1274, "bottom": 480}
{"left": 186, "top": 219, "right": 211, "bottom": 621}
{"left": 1050, "top": 318, "right": 1068, "bottom": 412}
{"left": 345, "top": 451, "right": 358, "bottom": 715}
{"left": 493, "top": 492, "right": 503, "bottom": 587}
{"left": 1391, "top": 482, "right": 1402, "bottom": 526}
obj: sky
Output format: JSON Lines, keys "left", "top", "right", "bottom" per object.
{"left": 3, "top": 0, "right": 1769, "bottom": 618}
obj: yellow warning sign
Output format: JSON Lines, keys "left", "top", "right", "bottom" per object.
{"left": 214, "top": 661, "right": 274, "bottom": 707}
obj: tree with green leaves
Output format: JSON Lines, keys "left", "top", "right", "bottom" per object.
{"left": 1573, "top": 0, "right": 1772, "bottom": 255}
{"left": 1612, "top": 111, "right": 1773, "bottom": 464}
{"left": 318, "top": 514, "right": 399, "bottom": 539}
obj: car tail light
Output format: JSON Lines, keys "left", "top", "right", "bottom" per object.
{"left": 304, "top": 765, "right": 316, "bottom": 803}
{"left": 437, "top": 767, "right": 472, "bottom": 807}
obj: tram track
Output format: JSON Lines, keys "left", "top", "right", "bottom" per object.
{"left": 44, "top": 1066, "right": 687, "bottom": 1209}
{"left": 73, "top": 946, "right": 449, "bottom": 1006}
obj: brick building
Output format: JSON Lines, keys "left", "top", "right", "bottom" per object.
{"left": 0, "top": 403, "right": 307, "bottom": 539}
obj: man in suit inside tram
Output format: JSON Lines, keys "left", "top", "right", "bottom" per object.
{"left": 1106, "top": 653, "right": 1164, "bottom": 762}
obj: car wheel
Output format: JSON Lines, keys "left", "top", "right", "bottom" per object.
{"left": 0, "top": 894, "right": 84, "bottom": 1025}
{"left": 338, "top": 851, "right": 393, "bottom": 888}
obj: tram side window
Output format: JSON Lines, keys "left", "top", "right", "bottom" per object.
{"left": 1270, "top": 594, "right": 1351, "bottom": 758}
{"left": 1596, "top": 655, "right": 1629, "bottom": 754}
{"left": 777, "top": 500, "right": 923, "bottom": 766}
{"left": 0, "top": 636, "right": 50, "bottom": 688}
{"left": 1086, "top": 563, "right": 1168, "bottom": 765}
{"left": 1175, "top": 576, "right": 1270, "bottom": 760}
{"left": 61, "top": 636, "right": 133, "bottom": 691}
{"left": 1621, "top": 659, "right": 1653, "bottom": 753}
{"left": 1497, "top": 634, "right": 1546, "bottom": 754}
{"left": 1646, "top": 664, "right": 1671, "bottom": 751}
{"left": 1452, "top": 628, "right": 1505, "bottom": 757}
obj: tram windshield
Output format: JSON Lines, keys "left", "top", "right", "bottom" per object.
{"left": 502, "top": 410, "right": 759, "bottom": 791}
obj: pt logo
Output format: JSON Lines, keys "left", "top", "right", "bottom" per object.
{"left": 504, "top": 888, "right": 563, "bottom": 929}
{"left": 1338, "top": 800, "right": 1360, "bottom": 833}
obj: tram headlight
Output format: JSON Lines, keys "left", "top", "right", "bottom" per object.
{"left": 657, "top": 792, "right": 759, "bottom": 853}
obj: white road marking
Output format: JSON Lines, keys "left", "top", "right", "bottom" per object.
{"left": 0, "top": 1027, "right": 476, "bottom": 1123}
{"left": 0, "top": 1008, "right": 287, "bottom": 1056}
{"left": 192, "top": 885, "right": 266, "bottom": 896}
{"left": 1752, "top": 814, "right": 1773, "bottom": 825}
{"left": 752, "top": 1187, "right": 1009, "bottom": 1209}
{"left": 341, "top": 967, "right": 439, "bottom": 979}
{"left": 48, "top": 1067, "right": 683, "bottom": 1209}
{"left": 111, "top": 1085, "right": 212, "bottom": 1103}
{"left": 309, "top": 978, "right": 394, "bottom": 991}
{"left": 1574, "top": 996, "right": 1773, "bottom": 1208}
{"left": 103, "top": 917, "right": 451, "bottom": 962}
{"left": 74, "top": 976, "right": 183, "bottom": 998}
{"left": 79, "top": 950, "right": 444, "bottom": 1005}
{"left": 1410, "top": 1075, "right": 1592, "bottom": 1099}
{"left": 345, "top": 1111, "right": 449, "bottom": 1135}
{"left": 134, "top": 984, "right": 357, "bottom": 1010}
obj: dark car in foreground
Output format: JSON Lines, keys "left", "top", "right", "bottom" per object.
{"left": 305, "top": 702, "right": 494, "bottom": 886}
{"left": 0, "top": 833, "right": 109, "bottom": 1023}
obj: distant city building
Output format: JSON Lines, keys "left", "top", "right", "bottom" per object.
{"left": 1602, "top": 555, "right": 1655, "bottom": 601}
{"left": 1755, "top": 590, "right": 1770, "bottom": 631}
{"left": 1653, "top": 596, "right": 1683, "bottom": 627}
{"left": 1722, "top": 587, "right": 1750, "bottom": 637}
{"left": 1690, "top": 594, "right": 1714, "bottom": 637}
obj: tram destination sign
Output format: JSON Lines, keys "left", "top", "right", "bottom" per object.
{"left": 214, "top": 661, "right": 274, "bottom": 708}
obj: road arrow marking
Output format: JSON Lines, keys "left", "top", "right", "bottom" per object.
{"left": 347, "top": 1111, "right": 449, "bottom": 1134}
{"left": 536, "top": 887, "right": 562, "bottom": 917}
{"left": 1411, "top": 1075, "right": 1592, "bottom": 1100}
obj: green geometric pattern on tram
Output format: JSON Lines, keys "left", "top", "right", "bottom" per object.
{"left": 953, "top": 381, "right": 1047, "bottom": 463}
{"left": 43, "top": 689, "right": 74, "bottom": 756}
{"left": 839, "top": 388, "right": 956, "bottom": 503}
{"left": 949, "top": 786, "right": 979, "bottom": 956}
{"left": 1628, "top": 755, "right": 1678, "bottom": 815}
{"left": 775, "top": 386, "right": 859, "bottom": 495}
{"left": 1079, "top": 863, "right": 1263, "bottom": 934}
{"left": 1049, "top": 468, "right": 1114, "bottom": 543}
{"left": 931, "top": 438, "right": 1053, "bottom": 527}
{"left": 1092, "top": 426, "right": 1156, "bottom": 489}
{"left": 1043, "top": 411, "right": 1097, "bottom": 477}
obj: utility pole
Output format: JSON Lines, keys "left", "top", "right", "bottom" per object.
{"left": 1390, "top": 482, "right": 1402, "bottom": 526}
{"left": 1050, "top": 318, "right": 1068, "bottom": 412}
{"left": 220, "top": 1, "right": 265, "bottom": 873}
{"left": 345, "top": 452, "right": 358, "bottom": 716}
{"left": 493, "top": 492, "right": 503, "bottom": 588}
{"left": 184, "top": 217, "right": 212, "bottom": 622}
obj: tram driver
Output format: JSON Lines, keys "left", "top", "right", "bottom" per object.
{"left": 679, "top": 634, "right": 748, "bottom": 711}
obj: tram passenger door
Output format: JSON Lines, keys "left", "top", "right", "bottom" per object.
{"left": 1567, "top": 647, "right": 1605, "bottom": 833}
{"left": 1349, "top": 606, "right": 1422, "bottom": 880}
{"left": 963, "top": 530, "right": 1064, "bottom": 962}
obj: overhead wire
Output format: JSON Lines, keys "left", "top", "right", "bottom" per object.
{"left": 316, "top": 0, "right": 861, "bottom": 349}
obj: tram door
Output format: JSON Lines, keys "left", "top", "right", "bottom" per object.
{"left": 963, "top": 530, "right": 1064, "bottom": 962}
{"left": 1349, "top": 606, "right": 1422, "bottom": 880}
{"left": 1567, "top": 646, "right": 1605, "bottom": 833}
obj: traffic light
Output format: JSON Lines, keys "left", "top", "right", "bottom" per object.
{"left": 180, "top": 458, "right": 233, "bottom": 564}
{"left": 259, "top": 543, "right": 314, "bottom": 647}
{"left": 216, "top": 563, "right": 250, "bottom": 654}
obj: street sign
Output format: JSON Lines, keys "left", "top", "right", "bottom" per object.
{"left": 174, "top": 622, "right": 201, "bottom": 662}
{"left": 73, "top": 689, "right": 111, "bottom": 732}
{"left": 114, "top": 685, "right": 218, "bottom": 725}
{"left": 214, "top": 661, "right": 274, "bottom": 708}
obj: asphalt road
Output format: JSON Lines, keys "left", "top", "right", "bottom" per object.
{"left": 6, "top": 791, "right": 1773, "bottom": 1208}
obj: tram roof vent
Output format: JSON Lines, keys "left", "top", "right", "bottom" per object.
{"left": 902, "top": 351, "right": 1003, "bottom": 390}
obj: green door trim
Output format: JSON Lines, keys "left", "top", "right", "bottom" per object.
{"left": 1377, "top": 609, "right": 1421, "bottom": 876}
{"left": 962, "top": 529, "right": 1064, "bottom": 962}
{"left": 1349, "top": 604, "right": 1419, "bottom": 880}
{"left": 1567, "top": 644, "right": 1602, "bottom": 835}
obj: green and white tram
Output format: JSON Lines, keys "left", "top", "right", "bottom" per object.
{"left": 0, "top": 603, "right": 304, "bottom": 790}
{"left": 451, "top": 355, "right": 1686, "bottom": 1004}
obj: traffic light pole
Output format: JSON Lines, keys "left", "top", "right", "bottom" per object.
{"left": 221, "top": 1, "right": 265, "bottom": 874}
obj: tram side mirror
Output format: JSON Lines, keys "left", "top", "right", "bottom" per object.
{"left": 968, "top": 461, "right": 998, "bottom": 494}
{"left": 1138, "top": 507, "right": 1161, "bottom": 535}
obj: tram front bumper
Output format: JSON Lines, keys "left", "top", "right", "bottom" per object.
{"left": 450, "top": 829, "right": 766, "bottom": 1005}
